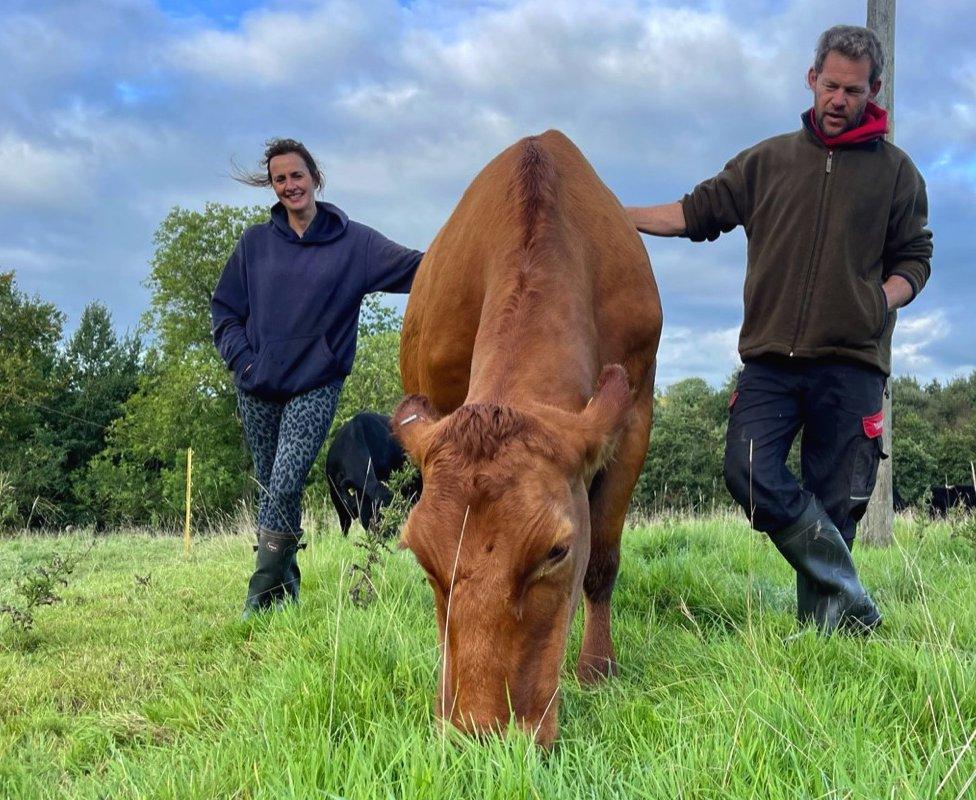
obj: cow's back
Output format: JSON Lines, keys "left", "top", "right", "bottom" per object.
{"left": 327, "top": 413, "right": 404, "bottom": 479}
{"left": 401, "top": 130, "right": 661, "bottom": 412}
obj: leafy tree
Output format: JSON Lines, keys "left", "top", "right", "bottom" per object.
{"left": 891, "top": 375, "right": 928, "bottom": 418}
{"left": 887, "top": 373, "right": 976, "bottom": 500}
{"left": 357, "top": 293, "right": 402, "bottom": 338}
{"left": 927, "top": 374, "right": 976, "bottom": 432}
{"left": 80, "top": 345, "right": 246, "bottom": 527}
{"left": 83, "top": 204, "right": 264, "bottom": 526}
{"left": 50, "top": 302, "right": 142, "bottom": 522}
{"left": 331, "top": 295, "right": 404, "bottom": 435}
{"left": 891, "top": 408, "right": 938, "bottom": 504}
{"left": 633, "top": 368, "right": 976, "bottom": 514}
{"left": 635, "top": 377, "right": 728, "bottom": 513}
{"left": 143, "top": 203, "right": 265, "bottom": 361}
{"left": 934, "top": 417, "right": 976, "bottom": 489}
{"left": 0, "top": 272, "right": 65, "bottom": 525}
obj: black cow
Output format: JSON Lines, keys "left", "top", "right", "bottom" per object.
{"left": 928, "top": 484, "right": 976, "bottom": 517}
{"left": 325, "top": 412, "right": 420, "bottom": 536}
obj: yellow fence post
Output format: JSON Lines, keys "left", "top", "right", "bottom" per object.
{"left": 184, "top": 447, "right": 193, "bottom": 556}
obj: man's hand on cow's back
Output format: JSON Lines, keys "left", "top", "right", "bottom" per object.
{"left": 883, "top": 274, "right": 915, "bottom": 311}
{"left": 625, "top": 202, "right": 687, "bottom": 237}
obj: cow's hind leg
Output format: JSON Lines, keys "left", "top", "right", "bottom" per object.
{"left": 577, "top": 381, "right": 653, "bottom": 684}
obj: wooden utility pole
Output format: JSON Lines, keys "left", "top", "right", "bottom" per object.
{"left": 861, "top": 0, "right": 895, "bottom": 547}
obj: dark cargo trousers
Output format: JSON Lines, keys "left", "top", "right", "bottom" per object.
{"left": 724, "top": 356, "right": 887, "bottom": 545}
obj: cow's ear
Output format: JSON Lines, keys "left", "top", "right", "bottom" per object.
{"left": 575, "top": 364, "right": 633, "bottom": 474}
{"left": 391, "top": 395, "right": 442, "bottom": 465}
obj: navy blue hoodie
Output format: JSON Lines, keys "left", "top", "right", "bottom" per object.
{"left": 211, "top": 201, "right": 423, "bottom": 400}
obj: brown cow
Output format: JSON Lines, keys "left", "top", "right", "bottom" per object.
{"left": 393, "top": 130, "right": 662, "bottom": 747}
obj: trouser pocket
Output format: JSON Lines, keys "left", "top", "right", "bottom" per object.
{"left": 849, "top": 411, "right": 888, "bottom": 502}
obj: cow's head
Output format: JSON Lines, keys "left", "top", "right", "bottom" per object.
{"left": 362, "top": 483, "right": 393, "bottom": 531}
{"left": 334, "top": 455, "right": 394, "bottom": 532}
{"left": 391, "top": 365, "right": 631, "bottom": 747}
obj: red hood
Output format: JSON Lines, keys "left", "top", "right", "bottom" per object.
{"left": 807, "top": 101, "right": 888, "bottom": 147}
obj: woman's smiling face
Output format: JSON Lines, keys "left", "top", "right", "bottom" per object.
{"left": 269, "top": 152, "right": 316, "bottom": 216}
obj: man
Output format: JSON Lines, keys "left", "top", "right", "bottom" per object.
{"left": 627, "top": 25, "right": 932, "bottom": 634}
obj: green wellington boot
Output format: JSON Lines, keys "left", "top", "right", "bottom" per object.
{"left": 242, "top": 528, "right": 306, "bottom": 618}
{"left": 773, "top": 499, "right": 881, "bottom": 634}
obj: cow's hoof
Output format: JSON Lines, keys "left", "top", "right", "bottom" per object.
{"left": 576, "top": 654, "right": 618, "bottom": 685}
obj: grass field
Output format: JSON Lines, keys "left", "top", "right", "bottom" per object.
{"left": 1, "top": 515, "right": 975, "bottom": 799}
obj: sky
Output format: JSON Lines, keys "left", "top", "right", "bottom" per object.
{"left": 2, "top": 0, "right": 973, "bottom": 388}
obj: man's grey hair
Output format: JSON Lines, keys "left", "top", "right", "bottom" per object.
{"left": 814, "top": 25, "right": 885, "bottom": 84}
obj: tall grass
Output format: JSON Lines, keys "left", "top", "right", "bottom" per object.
{"left": 1, "top": 515, "right": 974, "bottom": 799}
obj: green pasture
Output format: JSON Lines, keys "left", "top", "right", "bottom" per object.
{"left": 1, "top": 516, "right": 974, "bottom": 799}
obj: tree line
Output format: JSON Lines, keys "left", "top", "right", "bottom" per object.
{"left": 1, "top": 204, "right": 973, "bottom": 529}
{"left": 632, "top": 372, "right": 976, "bottom": 514}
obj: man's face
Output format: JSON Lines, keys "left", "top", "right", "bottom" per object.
{"left": 807, "top": 51, "right": 881, "bottom": 136}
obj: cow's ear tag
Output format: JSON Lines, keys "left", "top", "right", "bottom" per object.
{"left": 400, "top": 414, "right": 420, "bottom": 426}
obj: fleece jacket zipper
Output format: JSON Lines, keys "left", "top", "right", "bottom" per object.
{"left": 789, "top": 149, "right": 834, "bottom": 356}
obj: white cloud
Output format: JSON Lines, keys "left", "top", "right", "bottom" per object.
{"left": 656, "top": 324, "right": 741, "bottom": 388}
{"left": 0, "top": 134, "right": 92, "bottom": 208}
{"left": 337, "top": 84, "right": 421, "bottom": 116}
{"left": 891, "top": 309, "right": 951, "bottom": 374}
{"left": 168, "top": 0, "right": 398, "bottom": 85}
{"left": 393, "top": 0, "right": 795, "bottom": 161}
{"left": 0, "top": 245, "right": 82, "bottom": 275}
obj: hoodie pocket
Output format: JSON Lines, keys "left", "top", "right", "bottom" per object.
{"left": 246, "top": 334, "right": 338, "bottom": 397}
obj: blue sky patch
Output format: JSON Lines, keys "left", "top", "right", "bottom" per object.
{"left": 156, "top": 0, "right": 267, "bottom": 29}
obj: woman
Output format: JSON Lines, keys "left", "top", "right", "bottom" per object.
{"left": 211, "top": 138, "right": 423, "bottom": 617}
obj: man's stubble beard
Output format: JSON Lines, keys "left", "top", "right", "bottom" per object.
{"left": 817, "top": 101, "right": 869, "bottom": 135}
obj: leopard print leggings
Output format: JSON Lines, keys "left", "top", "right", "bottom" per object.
{"left": 237, "top": 380, "right": 343, "bottom": 533}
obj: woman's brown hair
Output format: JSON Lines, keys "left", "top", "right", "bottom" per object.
{"left": 234, "top": 138, "right": 324, "bottom": 190}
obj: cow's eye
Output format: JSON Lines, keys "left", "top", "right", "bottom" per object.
{"left": 547, "top": 544, "right": 568, "bottom": 563}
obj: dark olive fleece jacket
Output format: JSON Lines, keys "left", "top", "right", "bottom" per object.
{"left": 681, "top": 110, "right": 933, "bottom": 375}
